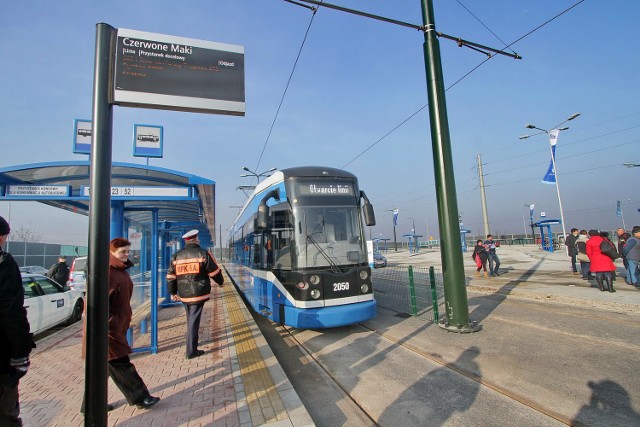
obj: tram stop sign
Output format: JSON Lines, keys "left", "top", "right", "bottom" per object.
{"left": 113, "top": 28, "right": 245, "bottom": 116}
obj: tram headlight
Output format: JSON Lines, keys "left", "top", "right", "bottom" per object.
{"left": 360, "top": 284, "right": 370, "bottom": 293}
{"left": 310, "top": 289, "right": 321, "bottom": 299}
{"left": 309, "top": 274, "right": 320, "bottom": 285}
{"left": 297, "top": 281, "right": 309, "bottom": 290}
{"left": 359, "top": 270, "right": 369, "bottom": 280}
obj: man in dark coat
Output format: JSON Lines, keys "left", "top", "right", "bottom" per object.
{"left": 166, "top": 230, "right": 223, "bottom": 359}
{"left": 48, "top": 256, "right": 70, "bottom": 285}
{"left": 565, "top": 228, "right": 580, "bottom": 274}
{"left": 0, "top": 216, "right": 33, "bottom": 426}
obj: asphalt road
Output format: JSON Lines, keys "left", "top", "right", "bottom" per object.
{"left": 255, "top": 246, "right": 640, "bottom": 426}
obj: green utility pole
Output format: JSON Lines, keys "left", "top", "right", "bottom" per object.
{"left": 421, "top": 0, "right": 476, "bottom": 332}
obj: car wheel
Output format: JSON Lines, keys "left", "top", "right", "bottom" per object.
{"left": 68, "top": 299, "right": 84, "bottom": 325}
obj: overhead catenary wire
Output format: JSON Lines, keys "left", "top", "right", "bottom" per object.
{"left": 340, "top": 0, "right": 586, "bottom": 168}
{"left": 252, "top": 1, "right": 323, "bottom": 174}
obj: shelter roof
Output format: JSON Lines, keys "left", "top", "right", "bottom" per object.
{"left": 0, "top": 161, "right": 216, "bottom": 247}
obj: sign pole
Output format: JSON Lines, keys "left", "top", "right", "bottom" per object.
{"left": 85, "top": 22, "right": 115, "bottom": 426}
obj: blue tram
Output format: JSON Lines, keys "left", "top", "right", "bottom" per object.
{"left": 226, "top": 166, "right": 377, "bottom": 328}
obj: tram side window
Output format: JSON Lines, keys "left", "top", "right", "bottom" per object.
{"left": 272, "top": 210, "right": 293, "bottom": 269}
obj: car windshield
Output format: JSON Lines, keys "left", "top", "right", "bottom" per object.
{"left": 73, "top": 258, "right": 87, "bottom": 270}
{"left": 292, "top": 206, "right": 366, "bottom": 269}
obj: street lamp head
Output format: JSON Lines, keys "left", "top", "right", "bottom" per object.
{"left": 242, "top": 166, "right": 250, "bottom": 172}
{"left": 525, "top": 124, "right": 536, "bottom": 129}
{"left": 567, "top": 113, "right": 581, "bottom": 121}
{"left": 558, "top": 126, "right": 569, "bottom": 131}
{"left": 518, "top": 135, "right": 531, "bottom": 140}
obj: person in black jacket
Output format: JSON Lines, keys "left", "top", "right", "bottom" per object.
{"left": 565, "top": 228, "right": 580, "bottom": 275}
{"left": 0, "top": 216, "right": 33, "bottom": 427}
{"left": 166, "top": 230, "right": 223, "bottom": 359}
{"left": 48, "top": 256, "right": 70, "bottom": 285}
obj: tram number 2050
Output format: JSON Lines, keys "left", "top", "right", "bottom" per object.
{"left": 333, "top": 282, "right": 350, "bottom": 291}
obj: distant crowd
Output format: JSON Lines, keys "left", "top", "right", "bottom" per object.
{"left": 564, "top": 226, "right": 640, "bottom": 292}
{"left": 470, "top": 226, "right": 640, "bottom": 293}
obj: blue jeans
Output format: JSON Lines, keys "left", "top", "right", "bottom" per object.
{"left": 626, "top": 259, "right": 639, "bottom": 285}
{"left": 488, "top": 253, "right": 501, "bottom": 275}
{"left": 580, "top": 261, "right": 591, "bottom": 279}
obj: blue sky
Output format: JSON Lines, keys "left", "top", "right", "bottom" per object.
{"left": 1, "top": 0, "right": 638, "bottom": 246}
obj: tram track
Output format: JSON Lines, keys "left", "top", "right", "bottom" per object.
{"left": 279, "top": 320, "right": 573, "bottom": 426}
{"left": 271, "top": 297, "right": 640, "bottom": 427}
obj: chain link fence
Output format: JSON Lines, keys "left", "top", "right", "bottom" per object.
{"left": 372, "top": 265, "right": 445, "bottom": 323}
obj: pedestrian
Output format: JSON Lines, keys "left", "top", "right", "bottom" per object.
{"left": 0, "top": 215, "right": 34, "bottom": 427}
{"left": 565, "top": 228, "right": 579, "bottom": 275}
{"left": 483, "top": 234, "right": 501, "bottom": 276}
{"left": 166, "top": 230, "right": 224, "bottom": 359}
{"left": 48, "top": 255, "right": 70, "bottom": 286}
{"left": 472, "top": 239, "right": 488, "bottom": 278}
{"left": 81, "top": 237, "right": 160, "bottom": 413}
{"left": 622, "top": 226, "right": 640, "bottom": 287}
{"left": 585, "top": 230, "right": 616, "bottom": 292}
{"left": 616, "top": 227, "right": 631, "bottom": 277}
{"left": 575, "top": 230, "right": 592, "bottom": 280}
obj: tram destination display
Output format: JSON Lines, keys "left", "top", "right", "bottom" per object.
{"left": 296, "top": 182, "right": 355, "bottom": 196}
{"left": 114, "top": 28, "right": 245, "bottom": 115}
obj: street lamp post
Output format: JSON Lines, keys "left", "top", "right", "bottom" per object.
{"left": 386, "top": 208, "right": 399, "bottom": 251}
{"left": 241, "top": 166, "right": 277, "bottom": 182}
{"left": 407, "top": 217, "right": 416, "bottom": 234}
{"left": 520, "top": 113, "right": 580, "bottom": 251}
{"left": 523, "top": 203, "right": 536, "bottom": 244}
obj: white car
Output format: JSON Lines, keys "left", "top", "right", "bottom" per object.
{"left": 19, "top": 265, "right": 49, "bottom": 276}
{"left": 22, "top": 273, "right": 85, "bottom": 335}
{"left": 68, "top": 256, "right": 87, "bottom": 292}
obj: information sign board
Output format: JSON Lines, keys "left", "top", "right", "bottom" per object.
{"left": 81, "top": 186, "right": 190, "bottom": 198}
{"left": 133, "top": 124, "right": 163, "bottom": 158}
{"left": 114, "top": 28, "right": 245, "bottom": 115}
{"left": 7, "top": 185, "right": 70, "bottom": 197}
{"left": 73, "top": 119, "right": 92, "bottom": 154}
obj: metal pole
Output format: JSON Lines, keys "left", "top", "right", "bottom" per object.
{"left": 85, "top": 22, "right": 115, "bottom": 426}
{"left": 549, "top": 132, "right": 568, "bottom": 253}
{"left": 477, "top": 154, "right": 490, "bottom": 236}
{"left": 421, "top": 0, "right": 475, "bottom": 332}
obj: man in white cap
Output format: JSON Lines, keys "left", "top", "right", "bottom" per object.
{"left": 166, "top": 229, "right": 223, "bottom": 359}
{"left": 0, "top": 216, "right": 33, "bottom": 426}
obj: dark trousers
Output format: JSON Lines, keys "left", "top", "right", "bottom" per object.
{"left": 184, "top": 302, "right": 205, "bottom": 357}
{"left": 81, "top": 356, "right": 150, "bottom": 412}
{"left": 580, "top": 261, "right": 591, "bottom": 279}
{"left": 0, "top": 381, "right": 21, "bottom": 426}
{"left": 488, "top": 253, "right": 500, "bottom": 275}
{"left": 108, "top": 356, "right": 150, "bottom": 405}
{"left": 570, "top": 254, "right": 578, "bottom": 272}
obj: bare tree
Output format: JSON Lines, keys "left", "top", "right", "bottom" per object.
{"left": 10, "top": 225, "right": 42, "bottom": 243}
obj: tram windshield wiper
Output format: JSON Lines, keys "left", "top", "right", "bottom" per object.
{"left": 306, "top": 233, "right": 342, "bottom": 273}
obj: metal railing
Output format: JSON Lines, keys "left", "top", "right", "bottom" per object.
{"left": 372, "top": 265, "right": 444, "bottom": 323}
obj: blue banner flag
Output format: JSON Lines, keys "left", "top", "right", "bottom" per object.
{"left": 541, "top": 129, "right": 560, "bottom": 184}
{"left": 616, "top": 200, "right": 622, "bottom": 218}
{"left": 392, "top": 208, "right": 399, "bottom": 226}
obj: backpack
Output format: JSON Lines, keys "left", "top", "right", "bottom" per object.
{"left": 600, "top": 240, "right": 620, "bottom": 260}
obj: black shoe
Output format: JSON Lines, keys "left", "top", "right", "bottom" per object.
{"left": 186, "top": 349, "right": 205, "bottom": 359}
{"left": 136, "top": 396, "right": 160, "bottom": 410}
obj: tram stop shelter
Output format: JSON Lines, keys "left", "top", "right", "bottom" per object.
{"left": 0, "top": 160, "right": 217, "bottom": 354}
{"left": 460, "top": 228, "right": 471, "bottom": 252}
{"left": 534, "top": 219, "right": 562, "bottom": 252}
{"left": 372, "top": 237, "right": 391, "bottom": 253}
{"left": 402, "top": 233, "right": 423, "bottom": 254}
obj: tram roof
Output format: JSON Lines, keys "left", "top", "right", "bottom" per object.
{"left": 0, "top": 161, "right": 216, "bottom": 246}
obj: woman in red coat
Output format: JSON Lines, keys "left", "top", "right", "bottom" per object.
{"left": 585, "top": 230, "right": 616, "bottom": 292}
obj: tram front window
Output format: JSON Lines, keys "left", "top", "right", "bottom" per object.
{"left": 294, "top": 206, "right": 366, "bottom": 269}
